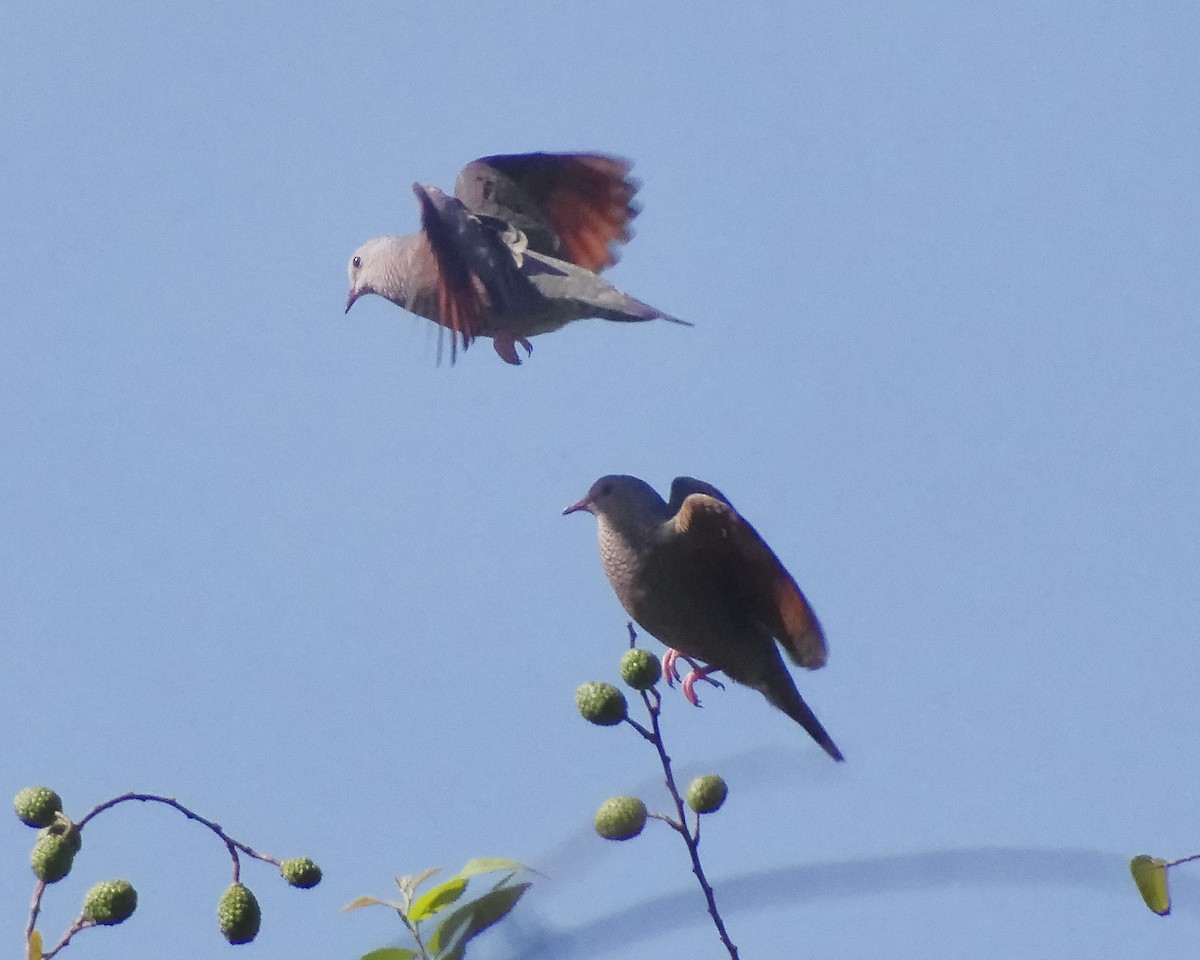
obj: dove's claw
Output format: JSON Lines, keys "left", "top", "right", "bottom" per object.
{"left": 662, "top": 649, "right": 682, "bottom": 686}
{"left": 681, "top": 667, "right": 724, "bottom": 707}
{"left": 492, "top": 335, "right": 524, "bottom": 365}
{"left": 661, "top": 649, "right": 721, "bottom": 705}
{"left": 492, "top": 335, "right": 534, "bottom": 365}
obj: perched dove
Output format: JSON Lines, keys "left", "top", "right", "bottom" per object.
{"left": 345, "top": 152, "right": 690, "bottom": 365}
{"left": 564, "top": 475, "right": 844, "bottom": 762}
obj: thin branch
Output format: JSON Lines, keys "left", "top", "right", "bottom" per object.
{"left": 399, "top": 911, "right": 432, "bottom": 960}
{"left": 638, "top": 687, "right": 740, "bottom": 959}
{"left": 623, "top": 715, "right": 658, "bottom": 744}
{"left": 41, "top": 917, "right": 95, "bottom": 960}
{"left": 26, "top": 792, "right": 283, "bottom": 960}
{"left": 26, "top": 879, "right": 46, "bottom": 945}
{"left": 647, "top": 812, "right": 685, "bottom": 833}
{"left": 75, "top": 792, "right": 280, "bottom": 868}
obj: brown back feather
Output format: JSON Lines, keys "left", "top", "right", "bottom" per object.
{"left": 672, "top": 493, "right": 827, "bottom": 669}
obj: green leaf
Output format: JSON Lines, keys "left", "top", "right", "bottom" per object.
{"left": 452, "top": 858, "right": 530, "bottom": 881}
{"left": 361, "top": 949, "right": 417, "bottom": 960}
{"left": 408, "top": 876, "right": 469, "bottom": 922}
{"left": 428, "top": 882, "right": 531, "bottom": 960}
{"left": 342, "top": 896, "right": 404, "bottom": 913}
{"left": 27, "top": 930, "right": 42, "bottom": 960}
{"left": 1130, "top": 855, "right": 1171, "bottom": 916}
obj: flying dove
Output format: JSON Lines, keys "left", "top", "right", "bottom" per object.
{"left": 564, "top": 475, "right": 844, "bottom": 762}
{"left": 345, "top": 153, "right": 690, "bottom": 365}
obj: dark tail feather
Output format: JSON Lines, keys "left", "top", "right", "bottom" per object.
{"left": 759, "top": 672, "right": 844, "bottom": 762}
{"left": 598, "top": 290, "right": 693, "bottom": 327}
{"left": 628, "top": 295, "right": 693, "bottom": 326}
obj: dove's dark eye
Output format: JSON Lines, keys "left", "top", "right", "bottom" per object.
{"left": 600, "top": 482, "right": 614, "bottom": 496}
{"left": 352, "top": 256, "right": 361, "bottom": 269}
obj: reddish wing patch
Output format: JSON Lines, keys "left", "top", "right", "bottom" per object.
{"left": 674, "top": 494, "right": 827, "bottom": 669}
{"left": 544, "top": 155, "right": 638, "bottom": 272}
{"left": 413, "top": 187, "right": 490, "bottom": 362}
{"left": 470, "top": 154, "right": 639, "bottom": 272}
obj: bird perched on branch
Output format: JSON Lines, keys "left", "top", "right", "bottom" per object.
{"left": 564, "top": 474, "right": 843, "bottom": 762}
{"left": 346, "top": 153, "right": 690, "bottom": 365}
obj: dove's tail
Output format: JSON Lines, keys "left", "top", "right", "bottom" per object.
{"left": 756, "top": 669, "right": 845, "bottom": 763}
{"left": 602, "top": 292, "right": 693, "bottom": 327}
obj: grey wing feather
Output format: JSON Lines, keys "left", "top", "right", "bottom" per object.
{"left": 454, "top": 153, "right": 638, "bottom": 272}
{"left": 413, "top": 183, "right": 538, "bottom": 318}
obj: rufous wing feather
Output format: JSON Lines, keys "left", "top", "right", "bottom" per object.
{"left": 457, "top": 153, "right": 638, "bottom": 272}
{"left": 672, "top": 493, "right": 827, "bottom": 669}
{"left": 412, "top": 185, "right": 489, "bottom": 360}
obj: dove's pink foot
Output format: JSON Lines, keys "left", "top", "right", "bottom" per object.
{"left": 662, "top": 648, "right": 684, "bottom": 686}
{"left": 681, "top": 666, "right": 725, "bottom": 707}
{"left": 661, "top": 649, "right": 724, "bottom": 706}
{"left": 492, "top": 335, "right": 533, "bottom": 365}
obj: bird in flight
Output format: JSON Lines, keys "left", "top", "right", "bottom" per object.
{"left": 565, "top": 474, "right": 844, "bottom": 761}
{"left": 346, "top": 153, "right": 690, "bottom": 365}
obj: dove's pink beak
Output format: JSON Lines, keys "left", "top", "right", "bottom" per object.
{"left": 562, "top": 495, "right": 593, "bottom": 516}
{"left": 345, "top": 289, "right": 361, "bottom": 313}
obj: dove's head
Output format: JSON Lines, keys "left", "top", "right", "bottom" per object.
{"left": 346, "top": 236, "right": 408, "bottom": 313}
{"left": 563, "top": 475, "right": 671, "bottom": 535}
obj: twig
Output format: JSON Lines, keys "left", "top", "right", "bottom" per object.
{"left": 41, "top": 917, "right": 95, "bottom": 960}
{"left": 623, "top": 625, "right": 740, "bottom": 960}
{"left": 75, "top": 792, "right": 280, "bottom": 877}
{"left": 26, "top": 792, "right": 281, "bottom": 960}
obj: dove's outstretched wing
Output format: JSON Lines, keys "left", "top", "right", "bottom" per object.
{"left": 670, "top": 489, "right": 828, "bottom": 671}
{"left": 455, "top": 153, "right": 638, "bottom": 273}
{"left": 411, "top": 183, "right": 539, "bottom": 362}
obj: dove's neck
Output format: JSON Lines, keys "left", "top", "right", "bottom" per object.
{"left": 365, "top": 234, "right": 428, "bottom": 309}
{"left": 596, "top": 495, "right": 672, "bottom": 554}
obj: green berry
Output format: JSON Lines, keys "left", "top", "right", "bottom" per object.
{"left": 575, "top": 681, "right": 627, "bottom": 726}
{"left": 619, "top": 648, "right": 661, "bottom": 690}
{"left": 30, "top": 833, "right": 76, "bottom": 883}
{"left": 218, "top": 883, "right": 261, "bottom": 944}
{"left": 594, "top": 796, "right": 648, "bottom": 840}
{"left": 83, "top": 879, "right": 138, "bottom": 925}
{"left": 686, "top": 774, "right": 728, "bottom": 814}
{"left": 14, "top": 787, "right": 62, "bottom": 828}
{"left": 280, "top": 857, "right": 322, "bottom": 889}
{"left": 39, "top": 823, "right": 82, "bottom": 854}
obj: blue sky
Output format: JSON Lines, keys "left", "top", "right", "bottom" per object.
{"left": 3, "top": 1, "right": 1199, "bottom": 957}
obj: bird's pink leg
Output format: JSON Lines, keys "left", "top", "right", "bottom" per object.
{"left": 661, "top": 649, "right": 725, "bottom": 706}
{"left": 492, "top": 335, "right": 533, "bottom": 365}
{"left": 681, "top": 665, "right": 725, "bottom": 707}
{"left": 662, "top": 648, "right": 681, "bottom": 686}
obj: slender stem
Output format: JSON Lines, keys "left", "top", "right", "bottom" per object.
{"left": 75, "top": 793, "right": 280, "bottom": 869}
{"left": 41, "top": 918, "right": 95, "bottom": 960}
{"left": 26, "top": 792, "right": 283, "bottom": 959}
{"left": 1167, "top": 852, "right": 1200, "bottom": 868}
{"left": 400, "top": 912, "right": 431, "bottom": 960}
{"left": 639, "top": 687, "right": 740, "bottom": 960}
{"left": 647, "top": 812, "right": 684, "bottom": 831}
{"left": 624, "top": 714, "right": 657, "bottom": 743}
{"left": 618, "top": 625, "right": 739, "bottom": 957}
{"left": 26, "top": 879, "right": 46, "bottom": 945}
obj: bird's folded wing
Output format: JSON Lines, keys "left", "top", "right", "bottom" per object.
{"left": 455, "top": 153, "right": 638, "bottom": 273}
{"left": 672, "top": 493, "right": 828, "bottom": 670}
{"left": 669, "top": 476, "right": 733, "bottom": 512}
{"left": 412, "top": 183, "right": 537, "bottom": 360}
